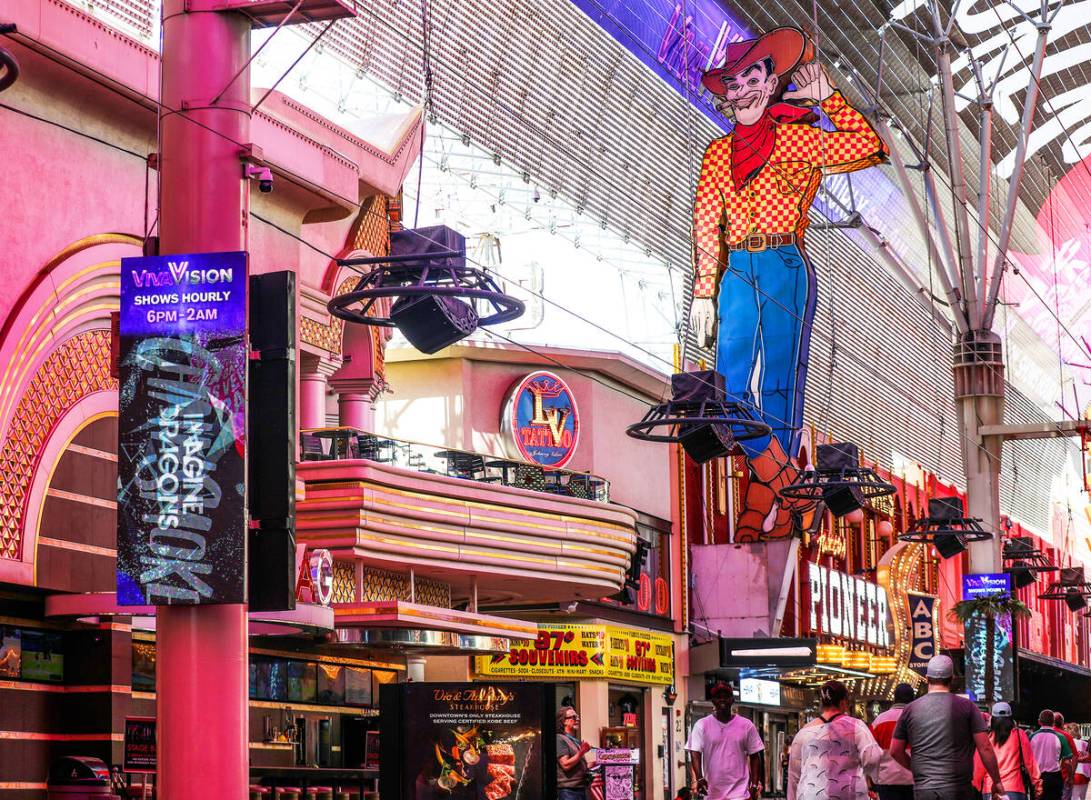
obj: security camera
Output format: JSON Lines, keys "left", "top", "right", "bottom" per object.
{"left": 245, "top": 164, "right": 273, "bottom": 193}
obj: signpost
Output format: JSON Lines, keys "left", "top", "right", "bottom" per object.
{"left": 116, "top": 251, "right": 248, "bottom": 605}
{"left": 906, "top": 593, "right": 938, "bottom": 677}
{"left": 124, "top": 717, "right": 157, "bottom": 773}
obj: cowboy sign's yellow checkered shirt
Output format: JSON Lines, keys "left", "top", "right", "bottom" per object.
{"left": 692, "top": 91, "right": 887, "bottom": 299}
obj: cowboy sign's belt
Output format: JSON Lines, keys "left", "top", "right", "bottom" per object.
{"left": 727, "top": 232, "right": 798, "bottom": 253}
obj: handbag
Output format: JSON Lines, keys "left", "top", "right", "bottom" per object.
{"left": 1019, "top": 729, "right": 1038, "bottom": 800}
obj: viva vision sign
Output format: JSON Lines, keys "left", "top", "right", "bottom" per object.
{"left": 501, "top": 371, "right": 580, "bottom": 468}
{"left": 116, "top": 252, "right": 248, "bottom": 605}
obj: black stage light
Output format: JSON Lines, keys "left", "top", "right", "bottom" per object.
{"left": 671, "top": 370, "right": 725, "bottom": 404}
{"left": 1010, "top": 566, "right": 1037, "bottom": 590}
{"left": 678, "top": 423, "right": 734, "bottom": 464}
{"left": 780, "top": 441, "right": 895, "bottom": 517}
{"left": 823, "top": 484, "right": 864, "bottom": 517}
{"left": 816, "top": 444, "right": 864, "bottom": 517}
{"left": 390, "top": 293, "right": 479, "bottom": 354}
{"left": 929, "top": 497, "right": 965, "bottom": 521}
{"left": 1066, "top": 590, "right": 1089, "bottom": 612}
{"left": 933, "top": 533, "right": 967, "bottom": 559}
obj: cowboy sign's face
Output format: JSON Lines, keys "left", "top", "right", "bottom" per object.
{"left": 715, "top": 60, "right": 779, "bottom": 126}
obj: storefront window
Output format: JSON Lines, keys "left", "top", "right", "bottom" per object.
{"left": 1, "top": 626, "right": 64, "bottom": 683}
{"left": 601, "top": 523, "right": 671, "bottom": 618}
{"left": 241, "top": 654, "right": 395, "bottom": 707}
{"left": 132, "top": 641, "right": 156, "bottom": 691}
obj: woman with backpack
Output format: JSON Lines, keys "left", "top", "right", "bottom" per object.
{"left": 973, "top": 703, "right": 1041, "bottom": 800}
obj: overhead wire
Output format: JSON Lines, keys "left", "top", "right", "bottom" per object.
{"left": 0, "top": 13, "right": 1030, "bottom": 471}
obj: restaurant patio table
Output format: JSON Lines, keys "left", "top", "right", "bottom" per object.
{"left": 251, "top": 767, "right": 378, "bottom": 797}
{"left": 435, "top": 449, "right": 488, "bottom": 479}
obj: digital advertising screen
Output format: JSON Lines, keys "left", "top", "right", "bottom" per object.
{"left": 116, "top": 251, "right": 248, "bottom": 605}
{"left": 381, "top": 682, "right": 555, "bottom": 800}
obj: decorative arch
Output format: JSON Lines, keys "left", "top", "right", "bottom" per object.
{"left": 0, "top": 233, "right": 137, "bottom": 573}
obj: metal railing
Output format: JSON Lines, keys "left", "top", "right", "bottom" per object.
{"left": 299, "top": 427, "right": 610, "bottom": 503}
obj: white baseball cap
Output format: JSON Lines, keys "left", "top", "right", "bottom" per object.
{"left": 926, "top": 654, "right": 954, "bottom": 679}
{"left": 992, "top": 702, "right": 1013, "bottom": 718}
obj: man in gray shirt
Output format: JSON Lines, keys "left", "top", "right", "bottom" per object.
{"left": 890, "top": 655, "right": 1004, "bottom": 800}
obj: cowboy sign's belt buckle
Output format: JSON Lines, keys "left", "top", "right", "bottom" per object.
{"left": 745, "top": 233, "right": 768, "bottom": 253}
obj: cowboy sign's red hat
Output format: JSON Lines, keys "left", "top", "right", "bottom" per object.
{"left": 701, "top": 27, "right": 814, "bottom": 95}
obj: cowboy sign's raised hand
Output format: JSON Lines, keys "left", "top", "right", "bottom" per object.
{"left": 782, "top": 61, "right": 835, "bottom": 103}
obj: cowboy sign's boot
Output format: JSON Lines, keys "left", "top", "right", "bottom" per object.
{"left": 735, "top": 439, "right": 819, "bottom": 542}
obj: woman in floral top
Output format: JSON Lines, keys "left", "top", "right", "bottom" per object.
{"left": 788, "top": 681, "right": 882, "bottom": 800}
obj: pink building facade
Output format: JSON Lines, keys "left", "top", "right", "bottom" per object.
{"left": 0, "top": 6, "right": 651, "bottom": 796}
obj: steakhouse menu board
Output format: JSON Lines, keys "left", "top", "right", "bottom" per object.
{"left": 116, "top": 251, "right": 248, "bottom": 605}
{"left": 388, "top": 683, "right": 551, "bottom": 800}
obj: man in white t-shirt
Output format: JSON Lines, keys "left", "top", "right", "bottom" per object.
{"left": 685, "top": 681, "right": 765, "bottom": 800}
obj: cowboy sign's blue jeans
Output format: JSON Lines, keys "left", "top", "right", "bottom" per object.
{"left": 715, "top": 243, "right": 817, "bottom": 460}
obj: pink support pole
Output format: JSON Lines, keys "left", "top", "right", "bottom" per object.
{"left": 300, "top": 373, "right": 329, "bottom": 429}
{"left": 157, "top": 2, "right": 250, "bottom": 798}
{"left": 338, "top": 392, "right": 372, "bottom": 430}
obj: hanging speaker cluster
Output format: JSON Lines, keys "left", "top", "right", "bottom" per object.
{"left": 625, "top": 370, "right": 771, "bottom": 464}
{"left": 898, "top": 497, "right": 994, "bottom": 559}
{"left": 328, "top": 226, "right": 525, "bottom": 354}
{"left": 1002, "top": 536, "right": 1056, "bottom": 590}
{"left": 778, "top": 442, "right": 895, "bottom": 517}
{"left": 1040, "top": 567, "right": 1091, "bottom": 612}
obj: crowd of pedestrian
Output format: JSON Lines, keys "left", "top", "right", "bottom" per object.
{"left": 670, "top": 654, "right": 1091, "bottom": 800}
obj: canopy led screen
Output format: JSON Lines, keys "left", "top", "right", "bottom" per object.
{"left": 116, "top": 251, "right": 248, "bottom": 605}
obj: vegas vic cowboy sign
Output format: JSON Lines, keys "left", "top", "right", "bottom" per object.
{"left": 689, "top": 27, "right": 888, "bottom": 541}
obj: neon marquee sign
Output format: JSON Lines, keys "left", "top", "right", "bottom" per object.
{"left": 502, "top": 371, "right": 580, "bottom": 468}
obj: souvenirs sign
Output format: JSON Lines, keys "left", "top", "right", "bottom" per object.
{"left": 501, "top": 371, "right": 579, "bottom": 468}
{"left": 116, "top": 251, "right": 248, "bottom": 605}
{"left": 474, "top": 624, "right": 673, "bottom": 685}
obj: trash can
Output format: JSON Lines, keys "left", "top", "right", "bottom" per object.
{"left": 47, "top": 757, "right": 119, "bottom": 799}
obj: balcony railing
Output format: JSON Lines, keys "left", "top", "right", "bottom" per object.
{"left": 300, "top": 427, "right": 611, "bottom": 503}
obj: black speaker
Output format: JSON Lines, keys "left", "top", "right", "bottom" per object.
{"left": 816, "top": 442, "right": 860, "bottom": 471}
{"left": 248, "top": 528, "right": 297, "bottom": 612}
{"left": 626, "top": 539, "right": 649, "bottom": 587}
{"left": 933, "top": 533, "right": 966, "bottom": 559}
{"left": 671, "top": 370, "right": 725, "bottom": 404}
{"left": 1065, "top": 589, "right": 1088, "bottom": 612}
{"left": 1010, "top": 566, "right": 1036, "bottom": 590}
{"left": 824, "top": 484, "right": 864, "bottom": 517}
{"left": 390, "top": 293, "right": 479, "bottom": 354}
{"left": 929, "top": 497, "right": 965, "bottom": 521}
{"left": 1060, "top": 567, "right": 1085, "bottom": 584}
{"left": 248, "top": 270, "right": 297, "bottom": 612}
{"left": 678, "top": 422, "right": 733, "bottom": 463}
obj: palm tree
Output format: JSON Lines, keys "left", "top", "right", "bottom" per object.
{"left": 951, "top": 593, "right": 1032, "bottom": 705}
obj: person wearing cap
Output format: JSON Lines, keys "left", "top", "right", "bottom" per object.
{"left": 972, "top": 702, "right": 1041, "bottom": 800}
{"left": 1032, "top": 710, "right": 1073, "bottom": 800}
{"left": 685, "top": 681, "right": 765, "bottom": 800}
{"left": 889, "top": 655, "right": 1004, "bottom": 800}
{"left": 689, "top": 26, "right": 888, "bottom": 541}
{"left": 1054, "top": 713, "right": 1079, "bottom": 800}
{"left": 870, "top": 683, "right": 917, "bottom": 800}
